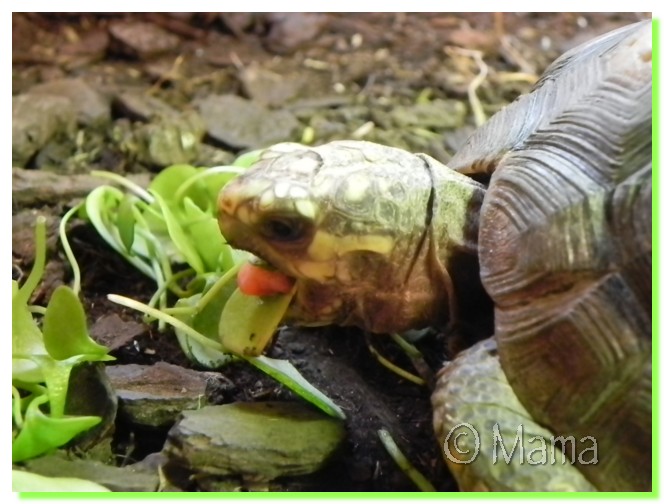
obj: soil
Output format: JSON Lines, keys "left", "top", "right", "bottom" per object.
{"left": 12, "top": 12, "right": 649, "bottom": 492}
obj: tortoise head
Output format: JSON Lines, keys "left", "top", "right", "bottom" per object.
{"left": 218, "top": 141, "right": 485, "bottom": 334}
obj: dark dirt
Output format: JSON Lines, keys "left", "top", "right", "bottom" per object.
{"left": 12, "top": 12, "right": 649, "bottom": 492}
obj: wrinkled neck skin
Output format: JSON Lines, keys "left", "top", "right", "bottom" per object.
{"left": 286, "top": 154, "right": 489, "bottom": 335}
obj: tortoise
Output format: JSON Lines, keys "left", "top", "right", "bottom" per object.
{"left": 217, "top": 20, "right": 652, "bottom": 491}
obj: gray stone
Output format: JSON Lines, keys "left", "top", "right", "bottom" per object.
{"left": 11, "top": 168, "right": 150, "bottom": 206}
{"left": 164, "top": 402, "right": 345, "bottom": 481}
{"left": 239, "top": 64, "right": 306, "bottom": 107}
{"left": 109, "top": 21, "right": 180, "bottom": 60}
{"left": 106, "top": 362, "right": 213, "bottom": 428}
{"left": 12, "top": 94, "right": 76, "bottom": 166}
{"left": 114, "top": 91, "right": 180, "bottom": 121}
{"left": 24, "top": 454, "right": 159, "bottom": 492}
{"left": 263, "top": 13, "right": 329, "bottom": 55}
{"left": 28, "top": 78, "right": 111, "bottom": 125}
{"left": 195, "top": 95, "right": 300, "bottom": 150}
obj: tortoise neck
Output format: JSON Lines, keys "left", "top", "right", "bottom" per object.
{"left": 422, "top": 155, "right": 494, "bottom": 340}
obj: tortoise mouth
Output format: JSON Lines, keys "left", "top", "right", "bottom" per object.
{"left": 236, "top": 256, "right": 297, "bottom": 297}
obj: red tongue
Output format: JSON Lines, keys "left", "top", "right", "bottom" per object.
{"left": 237, "top": 262, "right": 295, "bottom": 296}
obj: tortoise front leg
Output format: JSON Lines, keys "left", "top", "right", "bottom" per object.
{"left": 432, "top": 338, "right": 597, "bottom": 491}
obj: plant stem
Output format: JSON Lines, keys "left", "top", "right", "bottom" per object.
{"left": 16, "top": 217, "right": 47, "bottom": 305}
{"left": 107, "top": 294, "right": 226, "bottom": 353}
{"left": 378, "top": 429, "right": 437, "bottom": 492}
{"left": 195, "top": 262, "right": 241, "bottom": 313}
{"left": 59, "top": 203, "right": 84, "bottom": 295}
{"left": 91, "top": 170, "right": 154, "bottom": 203}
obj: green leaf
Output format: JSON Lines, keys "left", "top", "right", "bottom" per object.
{"left": 85, "top": 186, "right": 157, "bottom": 280}
{"left": 151, "top": 191, "right": 206, "bottom": 273}
{"left": 12, "top": 470, "right": 112, "bottom": 492}
{"left": 218, "top": 288, "right": 296, "bottom": 357}
{"left": 42, "top": 286, "right": 111, "bottom": 360}
{"left": 12, "top": 290, "right": 47, "bottom": 383}
{"left": 247, "top": 356, "right": 346, "bottom": 420}
{"left": 181, "top": 197, "right": 226, "bottom": 272}
{"left": 149, "top": 164, "right": 200, "bottom": 202}
{"left": 12, "top": 395, "right": 101, "bottom": 462}
{"left": 172, "top": 286, "right": 235, "bottom": 368}
{"left": 231, "top": 148, "right": 266, "bottom": 168}
{"left": 29, "top": 355, "right": 89, "bottom": 418}
{"left": 117, "top": 193, "right": 137, "bottom": 253}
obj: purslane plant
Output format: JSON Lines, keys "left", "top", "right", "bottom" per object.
{"left": 71, "top": 151, "right": 344, "bottom": 420}
{"left": 12, "top": 217, "right": 114, "bottom": 462}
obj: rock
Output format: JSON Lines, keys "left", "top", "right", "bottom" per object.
{"left": 106, "top": 362, "right": 214, "bottom": 428}
{"left": 109, "top": 21, "right": 180, "bottom": 60}
{"left": 11, "top": 168, "right": 151, "bottom": 207}
{"left": 90, "top": 314, "right": 147, "bottom": 352}
{"left": 24, "top": 454, "right": 159, "bottom": 492}
{"left": 28, "top": 78, "right": 111, "bottom": 125}
{"left": 239, "top": 64, "right": 306, "bottom": 107}
{"left": 65, "top": 364, "right": 118, "bottom": 455}
{"left": 114, "top": 91, "right": 180, "bottom": 121}
{"left": 12, "top": 94, "right": 76, "bottom": 166}
{"left": 60, "top": 28, "right": 110, "bottom": 61}
{"left": 195, "top": 95, "right": 300, "bottom": 150}
{"left": 163, "top": 402, "right": 345, "bottom": 481}
{"left": 263, "top": 13, "right": 329, "bottom": 55}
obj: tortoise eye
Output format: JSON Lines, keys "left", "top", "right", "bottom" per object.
{"left": 260, "top": 216, "right": 308, "bottom": 242}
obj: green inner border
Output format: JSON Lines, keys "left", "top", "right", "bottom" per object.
{"left": 16, "top": 16, "right": 659, "bottom": 500}
{"left": 650, "top": 14, "right": 660, "bottom": 501}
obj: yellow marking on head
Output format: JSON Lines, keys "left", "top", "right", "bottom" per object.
{"left": 295, "top": 259, "right": 336, "bottom": 281}
{"left": 236, "top": 205, "right": 252, "bottom": 225}
{"left": 307, "top": 230, "right": 394, "bottom": 262}
{"left": 295, "top": 199, "right": 317, "bottom": 220}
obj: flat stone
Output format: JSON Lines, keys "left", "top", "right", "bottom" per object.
{"left": 11, "top": 168, "right": 151, "bottom": 206}
{"left": 106, "top": 362, "right": 213, "bottom": 428}
{"left": 28, "top": 78, "right": 111, "bottom": 125}
{"left": 163, "top": 402, "right": 345, "bottom": 481}
{"left": 24, "top": 454, "right": 159, "bottom": 492}
{"left": 239, "top": 64, "right": 306, "bottom": 107}
{"left": 90, "top": 313, "right": 147, "bottom": 352}
{"left": 12, "top": 94, "right": 76, "bottom": 166}
{"left": 195, "top": 95, "right": 300, "bottom": 150}
{"left": 263, "top": 13, "right": 329, "bottom": 55}
{"left": 114, "top": 91, "right": 180, "bottom": 121}
{"left": 109, "top": 21, "right": 180, "bottom": 60}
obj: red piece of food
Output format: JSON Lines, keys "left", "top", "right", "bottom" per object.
{"left": 237, "top": 262, "right": 295, "bottom": 296}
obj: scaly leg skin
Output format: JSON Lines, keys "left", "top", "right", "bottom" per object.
{"left": 432, "top": 338, "right": 596, "bottom": 491}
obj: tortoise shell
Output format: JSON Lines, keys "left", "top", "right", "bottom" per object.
{"left": 448, "top": 20, "right": 652, "bottom": 491}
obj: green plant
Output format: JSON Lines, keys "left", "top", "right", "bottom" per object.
{"left": 68, "top": 152, "right": 344, "bottom": 419}
{"left": 12, "top": 217, "right": 114, "bottom": 462}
